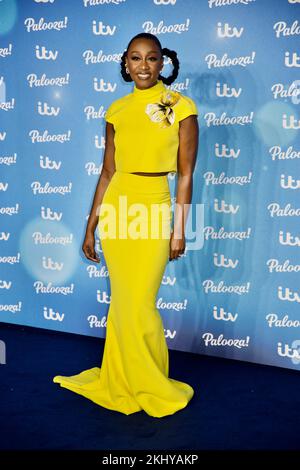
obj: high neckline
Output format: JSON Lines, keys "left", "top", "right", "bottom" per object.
{"left": 132, "top": 79, "right": 166, "bottom": 100}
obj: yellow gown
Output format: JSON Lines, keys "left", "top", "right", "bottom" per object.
{"left": 53, "top": 80, "right": 198, "bottom": 417}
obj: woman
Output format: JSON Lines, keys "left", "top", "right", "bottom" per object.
{"left": 53, "top": 32, "right": 199, "bottom": 418}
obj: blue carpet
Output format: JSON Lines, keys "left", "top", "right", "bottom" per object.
{"left": 0, "top": 322, "right": 299, "bottom": 451}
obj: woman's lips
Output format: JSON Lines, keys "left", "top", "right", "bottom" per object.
{"left": 137, "top": 73, "right": 151, "bottom": 80}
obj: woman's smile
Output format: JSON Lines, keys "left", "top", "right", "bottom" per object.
{"left": 137, "top": 73, "right": 151, "bottom": 80}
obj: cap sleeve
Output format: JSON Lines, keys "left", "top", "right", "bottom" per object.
{"left": 176, "top": 94, "right": 198, "bottom": 122}
{"left": 105, "top": 101, "right": 117, "bottom": 124}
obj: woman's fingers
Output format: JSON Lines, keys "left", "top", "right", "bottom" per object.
{"left": 169, "top": 250, "right": 184, "bottom": 261}
{"left": 82, "top": 244, "right": 100, "bottom": 263}
{"left": 169, "top": 231, "right": 185, "bottom": 261}
{"left": 88, "top": 252, "right": 100, "bottom": 262}
{"left": 86, "top": 253, "right": 100, "bottom": 263}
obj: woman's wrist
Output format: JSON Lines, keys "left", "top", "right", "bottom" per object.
{"left": 172, "top": 226, "right": 185, "bottom": 239}
{"left": 85, "top": 219, "right": 97, "bottom": 236}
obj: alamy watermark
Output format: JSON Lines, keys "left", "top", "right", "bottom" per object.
{"left": 97, "top": 198, "right": 205, "bottom": 251}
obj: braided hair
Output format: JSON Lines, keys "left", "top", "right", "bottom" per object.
{"left": 120, "top": 32, "right": 179, "bottom": 86}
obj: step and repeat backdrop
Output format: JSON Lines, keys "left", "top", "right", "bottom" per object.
{"left": 1, "top": 0, "right": 300, "bottom": 371}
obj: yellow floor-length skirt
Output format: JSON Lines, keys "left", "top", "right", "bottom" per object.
{"left": 53, "top": 171, "right": 194, "bottom": 417}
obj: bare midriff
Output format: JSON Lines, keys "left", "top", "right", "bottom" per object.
{"left": 130, "top": 172, "right": 169, "bottom": 177}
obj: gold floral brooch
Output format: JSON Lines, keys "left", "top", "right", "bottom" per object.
{"left": 145, "top": 90, "right": 180, "bottom": 128}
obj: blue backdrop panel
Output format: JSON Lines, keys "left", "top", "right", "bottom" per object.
{"left": 1, "top": 0, "right": 300, "bottom": 371}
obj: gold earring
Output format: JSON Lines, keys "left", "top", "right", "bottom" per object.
{"left": 125, "top": 65, "right": 129, "bottom": 74}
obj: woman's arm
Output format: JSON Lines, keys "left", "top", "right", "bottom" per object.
{"left": 169, "top": 115, "right": 199, "bottom": 261}
{"left": 82, "top": 122, "right": 116, "bottom": 262}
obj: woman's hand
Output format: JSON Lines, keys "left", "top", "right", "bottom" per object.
{"left": 82, "top": 231, "right": 100, "bottom": 263}
{"left": 169, "top": 229, "right": 185, "bottom": 261}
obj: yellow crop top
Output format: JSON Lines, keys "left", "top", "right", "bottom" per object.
{"left": 104, "top": 79, "right": 198, "bottom": 173}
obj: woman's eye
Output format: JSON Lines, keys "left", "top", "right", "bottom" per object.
{"left": 131, "top": 57, "right": 157, "bottom": 61}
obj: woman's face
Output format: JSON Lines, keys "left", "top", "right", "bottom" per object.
{"left": 125, "top": 39, "right": 164, "bottom": 89}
